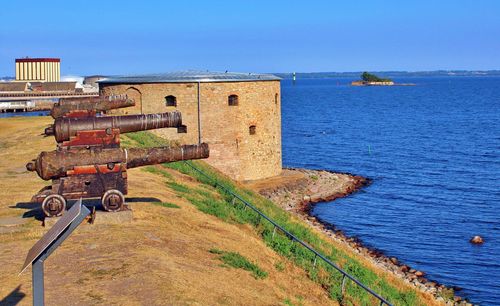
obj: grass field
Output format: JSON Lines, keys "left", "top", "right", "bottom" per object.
{"left": 124, "top": 131, "right": 443, "bottom": 306}
{"left": 0, "top": 119, "right": 442, "bottom": 305}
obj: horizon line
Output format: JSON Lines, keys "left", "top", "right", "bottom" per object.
{"left": 2, "top": 69, "right": 500, "bottom": 79}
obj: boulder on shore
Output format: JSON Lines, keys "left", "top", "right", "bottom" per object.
{"left": 415, "top": 270, "right": 425, "bottom": 277}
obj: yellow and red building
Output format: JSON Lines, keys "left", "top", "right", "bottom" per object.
{"left": 15, "top": 58, "right": 61, "bottom": 82}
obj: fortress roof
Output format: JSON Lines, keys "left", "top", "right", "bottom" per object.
{"left": 98, "top": 70, "right": 280, "bottom": 84}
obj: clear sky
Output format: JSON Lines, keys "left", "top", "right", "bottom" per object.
{"left": 1, "top": 0, "right": 499, "bottom": 76}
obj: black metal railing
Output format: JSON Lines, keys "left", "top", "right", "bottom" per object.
{"left": 183, "top": 161, "right": 392, "bottom": 306}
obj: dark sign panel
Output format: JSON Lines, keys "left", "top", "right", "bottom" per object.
{"left": 20, "top": 200, "right": 82, "bottom": 274}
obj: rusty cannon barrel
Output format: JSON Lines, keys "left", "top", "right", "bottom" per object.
{"left": 26, "top": 143, "right": 209, "bottom": 180}
{"left": 45, "top": 112, "right": 182, "bottom": 142}
{"left": 50, "top": 95, "right": 135, "bottom": 119}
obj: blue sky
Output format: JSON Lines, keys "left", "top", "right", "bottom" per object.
{"left": 1, "top": 0, "right": 499, "bottom": 76}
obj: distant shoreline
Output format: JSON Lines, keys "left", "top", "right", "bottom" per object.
{"left": 351, "top": 80, "right": 417, "bottom": 86}
{"left": 274, "top": 70, "right": 500, "bottom": 79}
{"left": 2, "top": 71, "right": 500, "bottom": 82}
{"left": 351, "top": 82, "right": 417, "bottom": 87}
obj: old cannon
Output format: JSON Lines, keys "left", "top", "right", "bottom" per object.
{"left": 27, "top": 144, "right": 209, "bottom": 217}
{"left": 50, "top": 95, "right": 135, "bottom": 119}
{"left": 45, "top": 112, "right": 182, "bottom": 149}
{"left": 29, "top": 95, "right": 208, "bottom": 217}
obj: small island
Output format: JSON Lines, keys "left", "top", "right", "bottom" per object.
{"left": 351, "top": 72, "right": 395, "bottom": 86}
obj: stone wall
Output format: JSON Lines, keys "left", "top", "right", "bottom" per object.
{"left": 100, "top": 80, "right": 282, "bottom": 181}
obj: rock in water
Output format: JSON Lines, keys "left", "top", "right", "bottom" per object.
{"left": 470, "top": 235, "right": 484, "bottom": 244}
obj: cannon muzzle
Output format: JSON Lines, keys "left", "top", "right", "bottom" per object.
{"left": 50, "top": 95, "right": 135, "bottom": 119}
{"left": 26, "top": 143, "right": 209, "bottom": 180}
{"left": 45, "top": 112, "right": 182, "bottom": 142}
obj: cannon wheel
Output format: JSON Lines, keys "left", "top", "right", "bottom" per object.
{"left": 102, "top": 189, "right": 125, "bottom": 212}
{"left": 42, "top": 194, "right": 67, "bottom": 217}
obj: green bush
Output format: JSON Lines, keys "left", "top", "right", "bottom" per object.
{"left": 361, "top": 71, "right": 392, "bottom": 82}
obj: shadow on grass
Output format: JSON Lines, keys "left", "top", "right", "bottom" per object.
{"left": 125, "top": 197, "right": 161, "bottom": 203}
{"left": 11, "top": 196, "right": 161, "bottom": 221}
{"left": 0, "top": 285, "right": 26, "bottom": 306}
{"left": 11, "top": 202, "right": 44, "bottom": 221}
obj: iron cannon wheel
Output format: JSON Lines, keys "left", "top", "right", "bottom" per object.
{"left": 102, "top": 189, "right": 125, "bottom": 212}
{"left": 42, "top": 194, "right": 67, "bottom": 217}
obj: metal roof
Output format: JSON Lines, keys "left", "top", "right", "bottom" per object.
{"left": 98, "top": 70, "right": 281, "bottom": 84}
{"left": 16, "top": 58, "right": 60, "bottom": 63}
{"left": 0, "top": 82, "right": 27, "bottom": 92}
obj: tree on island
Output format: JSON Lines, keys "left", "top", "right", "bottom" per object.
{"left": 361, "top": 72, "right": 392, "bottom": 82}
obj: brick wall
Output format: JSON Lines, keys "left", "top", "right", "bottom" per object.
{"left": 100, "top": 80, "right": 282, "bottom": 181}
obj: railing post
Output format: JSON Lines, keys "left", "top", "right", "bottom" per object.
{"left": 313, "top": 255, "right": 317, "bottom": 267}
{"left": 32, "top": 258, "right": 44, "bottom": 306}
{"left": 272, "top": 226, "right": 276, "bottom": 240}
{"left": 231, "top": 196, "right": 236, "bottom": 206}
{"left": 341, "top": 274, "right": 347, "bottom": 296}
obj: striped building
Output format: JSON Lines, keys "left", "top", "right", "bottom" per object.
{"left": 15, "top": 58, "right": 60, "bottom": 82}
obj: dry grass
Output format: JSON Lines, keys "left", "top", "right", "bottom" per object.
{"left": 125, "top": 132, "right": 443, "bottom": 305}
{"left": 0, "top": 117, "right": 53, "bottom": 220}
{"left": 0, "top": 117, "right": 442, "bottom": 306}
{"left": 0, "top": 117, "right": 334, "bottom": 306}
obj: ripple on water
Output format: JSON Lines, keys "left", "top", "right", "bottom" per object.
{"left": 282, "top": 77, "right": 500, "bottom": 305}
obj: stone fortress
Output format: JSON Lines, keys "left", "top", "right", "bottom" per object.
{"left": 99, "top": 71, "right": 282, "bottom": 181}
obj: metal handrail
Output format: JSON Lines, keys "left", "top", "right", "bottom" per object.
{"left": 183, "top": 161, "right": 392, "bottom": 306}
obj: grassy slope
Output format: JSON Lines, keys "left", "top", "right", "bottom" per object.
{"left": 0, "top": 118, "right": 339, "bottom": 306}
{"left": 124, "top": 131, "right": 440, "bottom": 306}
{"left": 0, "top": 119, "right": 439, "bottom": 305}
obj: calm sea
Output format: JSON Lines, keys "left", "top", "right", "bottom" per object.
{"left": 0, "top": 111, "right": 49, "bottom": 118}
{"left": 281, "top": 77, "right": 499, "bottom": 305}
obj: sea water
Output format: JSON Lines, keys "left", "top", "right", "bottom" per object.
{"left": 281, "top": 76, "right": 499, "bottom": 304}
{"left": 0, "top": 111, "right": 49, "bottom": 118}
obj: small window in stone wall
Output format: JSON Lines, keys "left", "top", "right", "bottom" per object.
{"left": 165, "top": 95, "right": 177, "bottom": 107}
{"left": 275, "top": 93, "right": 279, "bottom": 104}
{"left": 249, "top": 125, "right": 256, "bottom": 135}
{"left": 177, "top": 125, "right": 187, "bottom": 133}
{"left": 228, "top": 94, "right": 239, "bottom": 106}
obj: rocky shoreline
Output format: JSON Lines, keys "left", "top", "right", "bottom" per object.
{"left": 251, "top": 167, "right": 471, "bottom": 306}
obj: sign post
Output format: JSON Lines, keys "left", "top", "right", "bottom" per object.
{"left": 20, "top": 199, "right": 90, "bottom": 306}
